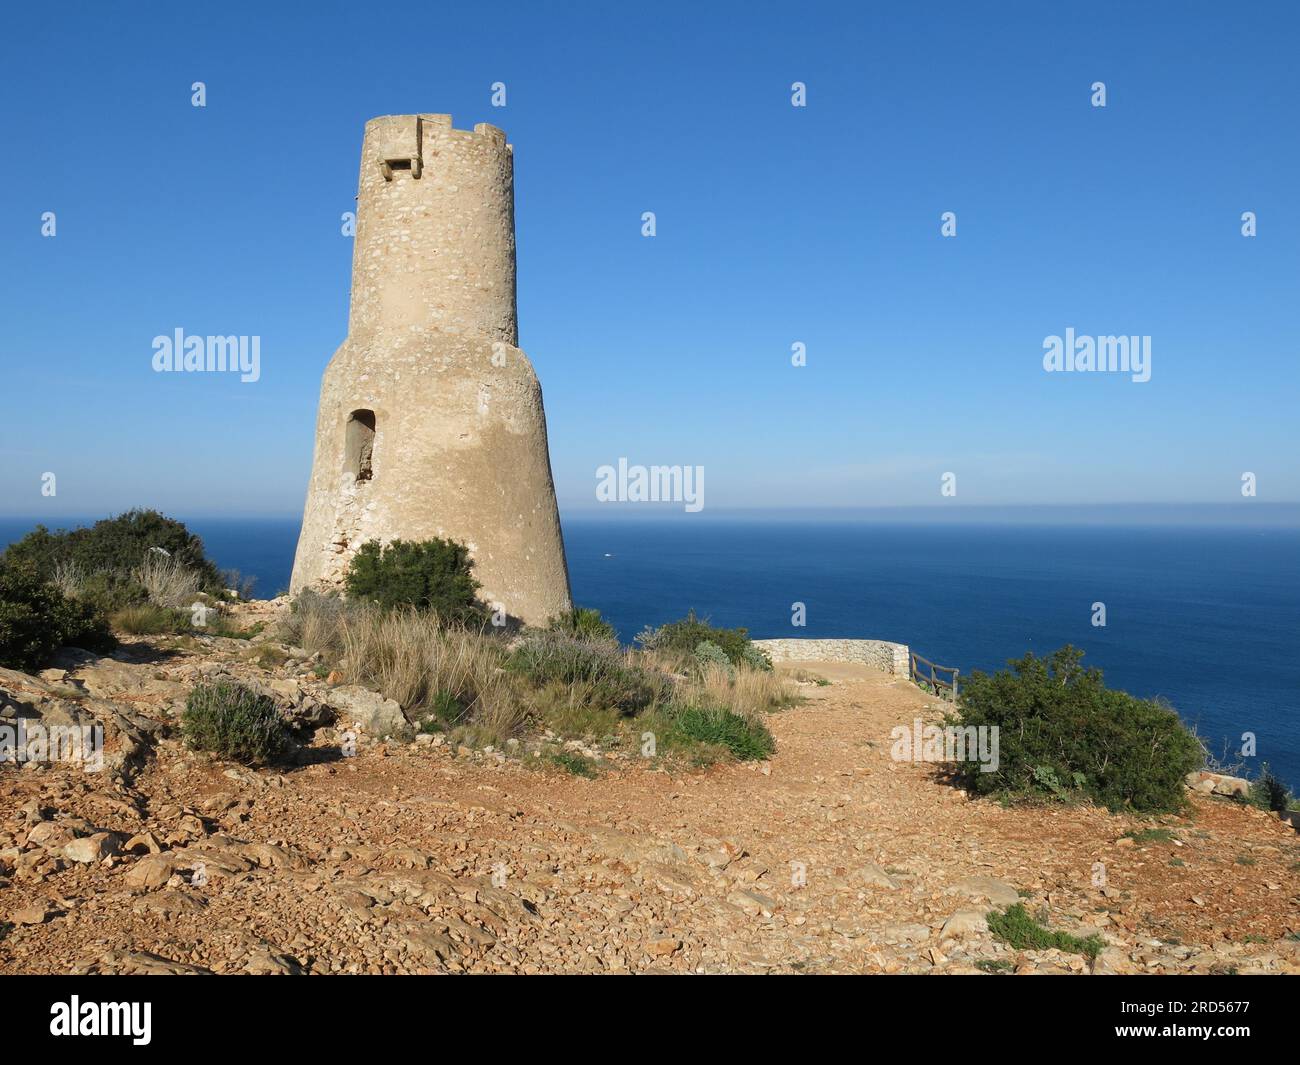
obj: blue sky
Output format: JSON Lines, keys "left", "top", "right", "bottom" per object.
{"left": 1, "top": 0, "right": 1296, "bottom": 520}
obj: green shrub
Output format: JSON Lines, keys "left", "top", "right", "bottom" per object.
{"left": 987, "top": 903, "right": 1103, "bottom": 960}
{"left": 508, "top": 632, "right": 663, "bottom": 713}
{"left": 1249, "top": 763, "right": 1294, "bottom": 814}
{"left": 70, "top": 571, "right": 151, "bottom": 616}
{"left": 181, "top": 680, "right": 286, "bottom": 765}
{"left": 344, "top": 539, "right": 486, "bottom": 623}
{"left": 693, "top": 640, "right": 734, "bottom": 674}
{"left": 0, "top": 563, "right": 115, "bottom": 670}
{"left": 546, "top": 606, "right": 617, "bottom": 642}
{"left": 1, "top": 510, "right": 224, "bottom": 612}
{"left": 638, "top": 610, "right": 772, "bottom": 671}
{"left": 954, "top": 646, "right": 1203, "bottom": 813}
{"left": 668, "top": 702, "right": 775, "bottom": 761}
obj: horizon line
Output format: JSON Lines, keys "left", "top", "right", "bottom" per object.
{"left": 2, "top": 501, "right": 1298, "bottom": 527}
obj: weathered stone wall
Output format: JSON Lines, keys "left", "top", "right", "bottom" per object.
{"left": 348, "top": 115, "right": 519, "bottom": 344}
{"left": 290, "top": 115, "right": 571, "bottom": 626}
{"left": 753, "top": 638, "right": 911, "bottom": 675}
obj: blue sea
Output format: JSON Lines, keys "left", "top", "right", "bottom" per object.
{"left": 3, "top": 515, "right": 1298, "bottom": 789}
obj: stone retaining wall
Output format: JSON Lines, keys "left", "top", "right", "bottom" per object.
{"left": 753, "top": 638, "right": 910, "bottom": 675}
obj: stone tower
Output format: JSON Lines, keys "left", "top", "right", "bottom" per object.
{"left": 290, "top": 114, "right": 572, "bottom": 626}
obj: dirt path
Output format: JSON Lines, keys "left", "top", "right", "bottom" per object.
{"left": 3, "top": 658, "right": 1298, "bottom": 974}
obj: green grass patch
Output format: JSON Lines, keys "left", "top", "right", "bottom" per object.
{"left": 1123, "top": 828, "right": 1176, "bottom": 845}
{"left": 549, "top": 750, "right": 599, "bottom": 778}
{"left": 987, "top": 904, "right": 1104, "bottom": 961}
{"left": 666, "top": 702, "right": 775, "bottom": 761}
{"left": 975, "top": 959, "right": 1014, "bottom": 974}
{"left": 528, "top": 680, "right": 622, "bottom": 740}
{"left": 416, "top": 689, "right": 466, "bottom": 733}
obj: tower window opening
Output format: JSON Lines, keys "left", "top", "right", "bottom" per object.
{"left": 346, "top": 409, "right": 375, "bottom": 482}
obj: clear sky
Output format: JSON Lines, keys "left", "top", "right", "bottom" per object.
{"left": 2, "top": 1, "right": 1296, "bottom": 519}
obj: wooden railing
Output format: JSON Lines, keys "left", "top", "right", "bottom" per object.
{"left": 910, "top": 651, "right": 959, "bottom": 701}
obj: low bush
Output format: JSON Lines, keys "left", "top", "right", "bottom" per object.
{"left": 1, "top": 510, "right": 224, "bottom": 612}
{"left": 344, "top": 538, "right": 486, "bottom": 624}
{"left": 693, "top": 640, "right": 734, "bottom": 675}
{"left": 546, "top": 606, "right": 617, "bottom": 642}
{"left": 953, "top": 646, "right": 1203, "bottom": 814}
{"left": 1249, "top": 764, "right": 1294, "bottom": 814}
{"left": 638, "top": 610, "right": 772, "bottom": 671}
{"left": 507, "top": 631, "right": 665, "bottom": 714}
{"left": 666, "top": 702, "right": 775, "bottom": 762}
{"left": 0, "top": 563, "right": 115, "bottom": 670}
{"left": 181, "top": 680, "right": 287, "bottom": 765}
{"left": 526, "top": 681, "right": 622, "bottom": 740}
{"left": 69, "top": 574, "right": 150, "bottom": 616}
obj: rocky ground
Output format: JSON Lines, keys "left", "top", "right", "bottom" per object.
{"left": 2, "top": 604, "right": 1298, "bottom": 975}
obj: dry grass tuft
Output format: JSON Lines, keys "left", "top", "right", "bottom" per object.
{"left": 132, "top": 552, "right": 202, "bottom": 609}
{"left": 691, "top": 661, "right": 796, "bottom": 717}
{"left": 284, "top": 593, "right": 523, "bottom": 742}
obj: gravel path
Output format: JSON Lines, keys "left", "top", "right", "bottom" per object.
{"left": 3, "top": 653, "right": 1298, "bottom": 974}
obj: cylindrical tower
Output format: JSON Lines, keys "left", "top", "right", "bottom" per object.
{"left": 349, "top": 114, "right": 519, "bottom": 344}
{"left": 290, "top": 115, "right": 572, "bottom": 627}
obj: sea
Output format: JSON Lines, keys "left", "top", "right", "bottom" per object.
{"left": 3, "top": 514, "right": 1297, "bottom": 790}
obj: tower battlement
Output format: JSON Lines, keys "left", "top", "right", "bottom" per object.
{"left": 348, "top": 113, "right": 520, "bottom": 346}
